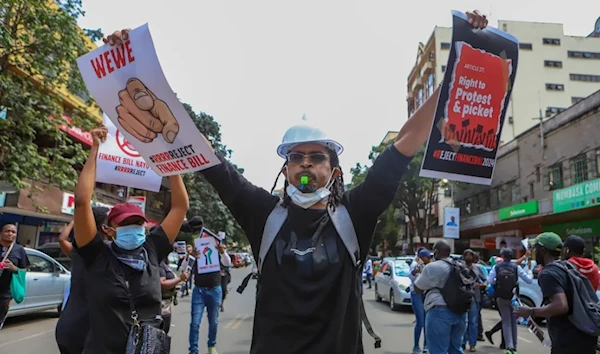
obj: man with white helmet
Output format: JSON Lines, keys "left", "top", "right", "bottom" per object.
{"left": 194, "top": 11, "right": 488, "bottom": 353}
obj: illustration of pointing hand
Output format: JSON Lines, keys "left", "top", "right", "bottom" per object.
{"left": 116, "top": 78, "right": 179, "bottom": 143}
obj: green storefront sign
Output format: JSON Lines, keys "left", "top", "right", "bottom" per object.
{"left": 498, "top": 200, "right": 539, "bottom": 221}
{"left": 543, "top": 219, "right": 600, "bottom": 238}
{"left": 553, "top": 178, "right": 600, "bottom": 213}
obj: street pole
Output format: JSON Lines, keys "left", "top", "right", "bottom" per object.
{"left": 532, "top": 110, "right": 546, "bottom": 161}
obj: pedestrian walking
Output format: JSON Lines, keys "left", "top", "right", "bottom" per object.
{"left": 462, "top": 249, "right": 486, "bottom": 352}
{"left": 0, "top": 224, "right": 29, "bottom": 330}
{"left": 486, "top": 248, "right": 532, "bottom": 354}
{"left": 408, "top": 248, "right": 433, "bottom": 354}
{"left": 365, "top": 258, "right": 373, "bottom": 289}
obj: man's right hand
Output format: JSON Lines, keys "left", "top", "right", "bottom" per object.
{"left": 180, "top": 271, "right": 189, "bottom": 282}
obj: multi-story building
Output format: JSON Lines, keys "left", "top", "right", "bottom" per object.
{"left": 407, "top": 17, "right": 600, "bottom": 145}
{"left": 0, "top": 15, "right": 172, "bottom": 247}
{"left": 426, "top": 89, "right": 600, "bottom": 261}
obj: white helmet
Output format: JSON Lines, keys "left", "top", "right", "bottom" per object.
{"left": 276, "top": 124, "right": 344, "bottom": 158}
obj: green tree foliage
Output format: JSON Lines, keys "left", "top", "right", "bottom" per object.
{"left": 0, "top": 0, "right": 103, "bottom": 193}
{"left": 181, "top": 103, "right": 248, "bottom": 246}
{"left": 350, "top": 142, "right": 444, "bottom": 254}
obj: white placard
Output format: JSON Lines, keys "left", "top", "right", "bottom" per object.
{"left": 96, "top": 115, "right": 162, "bottom": 192}
{"left": 174, "top": 241, "right": 187, "bottom": 255}
{"left": 76, "top": 24, "right": 220, "bottom": 176}
{"left": 127, "top": 195, "right": 147, "bottom": 213}
{"left": 194, "top": 229, "right": 221, "bottom": 274}
{"left": 443, "top": 207, "right": 460, "bottom": 239}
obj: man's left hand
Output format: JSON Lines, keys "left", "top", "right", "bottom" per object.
{"left": 466, "top": 10, "right": 488, "bottom": 29}
{"left": 216, "top": 244, "right": 226, "bottom": 254}
{"left": 515, "top": 306, "right": 532, "bottom": 318}
{"left": 2, "top": 260, "right": 18, "bottom": 272}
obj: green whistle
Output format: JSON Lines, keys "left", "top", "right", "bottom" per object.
{"left": 300, "top": 176, "right": 309, "bottom": 185}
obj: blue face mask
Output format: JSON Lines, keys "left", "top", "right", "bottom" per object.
{"left": 114, "top": 225, "right": 147, "bottom": 250}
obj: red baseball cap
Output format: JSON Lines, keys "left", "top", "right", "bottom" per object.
{"left": 107, "top": 203, "right": 147, "bottom": 225}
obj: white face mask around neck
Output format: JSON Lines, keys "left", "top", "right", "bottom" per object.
{"left": 285, "top": 168, "right": 338, "bottom": 209}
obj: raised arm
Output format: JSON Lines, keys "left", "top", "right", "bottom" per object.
{"left": 159, "top": 175, "right": 189, "bottom": 244}
{"left": 58, "top": 220, "right": 75, "bottom": 256}
{"left": 74, "top": 128, "right": 107, "bottom": 248}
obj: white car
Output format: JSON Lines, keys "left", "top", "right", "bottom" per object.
{"left": 374, "top": 258, "right": 412, "bottom": 310}
{"left": 7, "top": 248, "right": 71, "bottom": 318}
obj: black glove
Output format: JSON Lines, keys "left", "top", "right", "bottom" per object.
{"left": 181, "top": 216, "right": 204, "bottom": 233}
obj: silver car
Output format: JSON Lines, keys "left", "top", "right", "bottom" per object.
{"left": 7, "top": 248, "right": 71, "bottom": 318}
{"left": 374, "top": 259, "right": 412, "bottom": 310}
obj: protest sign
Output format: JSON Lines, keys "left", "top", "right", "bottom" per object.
{"left": 77, "top": 24, "right": 220, "bottom": 176}
{"left": 420, "top": 10, "right": 519, "bottom": 185}
{"left": 194, "top": 228, "right": 221, "bottom": 275}
{"left": 96, "top": 114, "right": 163, "bottom": 191}
{"left": 127, "top": 195, "right": 147, "bottom": 213}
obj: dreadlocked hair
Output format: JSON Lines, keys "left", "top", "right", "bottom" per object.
{"left": 269, "top": 148, "right": 345, "bottom": 209}
{"left": 92, "top": 206, "right": 110, "bottom": 232}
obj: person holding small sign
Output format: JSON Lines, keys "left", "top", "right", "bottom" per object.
{"left": 72, "top": 127, "right": 189, "bottom": 354}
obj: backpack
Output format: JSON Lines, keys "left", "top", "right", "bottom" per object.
{"left": 440, "top": 259, "right": 476, "bottom": 314}
{"left": 494, "top": 262, "right": 518, "bottom": 300}
{"left": 551, "top": 261, "right": 600, "bottom": 336}
{"left": 255, "top": 201, "right": 382, "bottom": 348}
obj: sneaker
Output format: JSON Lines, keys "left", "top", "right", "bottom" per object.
{"left": 423, "top": 347, "right": 429, "bottom": 353}
{"left": 208, "top": 347, "right": 219, "bottom": 354}
{"left": 469, "top": 346, "right": 476, "bottom": 352}
{"left": 484, "top": 331, "right": 494, "bottom": 345}
{"left": 412, "top": 348, "right": 422, "bottom": 354}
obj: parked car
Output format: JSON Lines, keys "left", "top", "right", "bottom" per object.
{"left": 167, "top": 252, "right": 180, "bottom": 273}
{"left": 374, "top": 259, "right": 412, "bottom": 310}
{"left": 36, "top": 242, "right": 71, "bottom": 271}
{"left": 7, "top": 248, "right": 71, "bottom": 318}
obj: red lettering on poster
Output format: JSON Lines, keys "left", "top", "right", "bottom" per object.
{"left": 90, "top": 40, "right": 136, "bottom": 79}
{"left": 439, "top": 42, "right": 512, "bottom": 151}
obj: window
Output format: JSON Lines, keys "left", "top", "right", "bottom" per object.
{"left": 568, "top": 51, "right": 600, "bottom": 59}
{"left": 496, "top": 188, "right": 504, "bottom": 206}
{"left": 544, "top": 60, "right": 563, "bottom": 68}
{"left": 529, "top": 182, "right": 535, "bottom": 199}
{"left": 596, "top": 150, "right": 600, "bottom": 176}
{"left": 441, "top": 65, "right": 447, "bottom": 73}
{"left": 571, "top": 154, "right": 589, "bottom": 184}
{"left": 572, "top": 97, "right": 585, "bottom": 104}
{"left": 519, "top": 43, "right": 533, "bottom": 50}
{"left": 535, "top": 166, "right": 541, "bottom": 182}
{"left": 444, "top": 188, "right": 452, "bottom": 197}
{"left": 545, "top": 83, "right": 564, "bottom": 91}
{"left": 542, "top": 38, "right": 561, "bottom": 45}
{"left": 27, "top": 255, "right": 55, "bottom": 273}
{"left": 546, "top": 107, "right": 566, "bottom": 117}
{"left": 440, "top": 42, "right": 451, "bottom": 50}
{"left": 548, "top": 163, "right": 564, "bottom": 190}
{"left": 479, "top": 192, "right": 490, "bottom": 210}
{"left": 417, "top": 88, "right": 424, "bottom": 107}
{"left": 428, "top": 52, "right": 434, "bottom": 61}
{"left": 510, "top": 183, "right": 519, "bottom": 202}
{"left": 427, "top": 74, "right": 435, "bottom": 97}
{"left": 570, "top": 73, "right": 600, "bottom": 82}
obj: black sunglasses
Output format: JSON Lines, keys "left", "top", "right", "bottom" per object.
{"left": 286, "top": 152, "right": 329, "bottom": 164}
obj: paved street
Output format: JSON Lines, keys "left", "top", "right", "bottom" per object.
{"left": 0, "top": 268, "right": 549, "bottom": 354}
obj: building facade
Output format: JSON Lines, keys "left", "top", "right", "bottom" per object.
{"left": 428, "top": 89, "right": 600, "bottom": 261}
{"left": 407, "top": 17, "right": 600, "bottom": 145}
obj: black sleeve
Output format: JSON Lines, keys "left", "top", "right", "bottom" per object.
{"left": 76, "top": 234, "right": 106, "bottom": 268}
{"left": 345, "top": 145, "right": 413, "bottom": 255}
{"left": 146, "top": 227, "right": 173, "bottom": 263}
{"left": 18, "top": 247, "right": 29, "bottom": 269}
{"left": 538, "top": 267, "right": 567, "bottom": 299}
{"left": 200, "top": 155, "right": 280, "bottom": 250}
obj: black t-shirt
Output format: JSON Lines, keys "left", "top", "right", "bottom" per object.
{"left": 76, "top": 227, "right": 171, "bottom": 354}
{"left": 159, "top": 260, "right": 176, "bottom": 299}
{"left": 538, "top": 262, "right": 597, "bottom": 353}
{"left": 55, "top": 249, "right": 89, "bottom": 349}
{"left": 0, "top": 243, "right": 29, "bottom": 299}
{"left": 201, "top": 145, "right": 411, "bottom": 354}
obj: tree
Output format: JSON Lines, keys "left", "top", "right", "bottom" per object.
{"left": 181, "top": 103, "right": 248, "bottom": 246}
{"left": 350, "top": 142, "right": 444, "bottom": 254}
{"left": 0, "top": 1, "right": 103, "bottom": 195}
